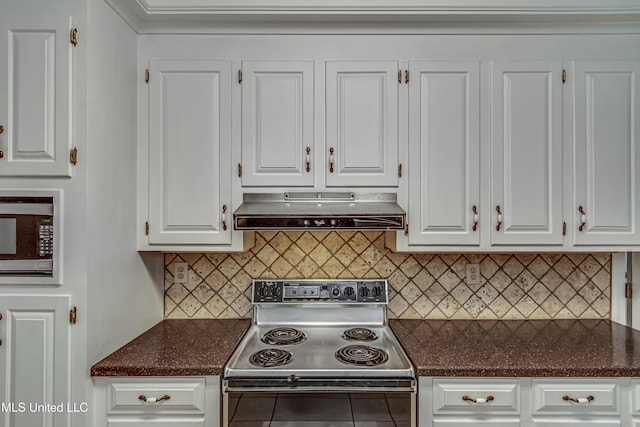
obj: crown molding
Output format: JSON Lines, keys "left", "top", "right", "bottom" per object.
{"left": 106, "top": 0, "right": 640, "bottom": 34}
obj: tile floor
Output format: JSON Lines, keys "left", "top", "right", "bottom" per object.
{"left": 228, "top": 392, "right": 412, "bottom": 427}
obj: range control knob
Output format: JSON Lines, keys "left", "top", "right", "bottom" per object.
{"left": 303, "top": 219, "right": 310, "bottom": 226}
{"left": 331, "top": 287, "right": 341, "bottom": 297}
{"left": 372, "top": 286, "right": 383, "bottom": 298}
{"left": 330, "top": 219, "right": 337, "bottom": 226}
{"left": 359, "top": 286, "right": 370, "bottom": 297}
{"left": 343, "top": 286, "right": 355, "bottom": 297}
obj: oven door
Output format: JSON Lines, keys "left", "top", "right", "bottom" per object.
{"left": 222, "top": 377, "right": 417, "bottom": 426}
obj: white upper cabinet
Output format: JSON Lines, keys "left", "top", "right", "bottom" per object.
{"left": 0, "top": 14, "right": 74, "bottom": 177}
{"left": 490, "top": 61, "right": 564, "bottom": 246}
{"left": 147, "top": 60, "right": 232, "bottom": 245}
{"left": 241, "top": 61, "right": 315, "bottom": 187}
{"left": 325, "top": 61, "right": 399, "bottom": 187}
{"left": 407, "top": 61, "right": 480, "bottom": 245}
{"left": 573, "top": 61, "right": 640, "bottom": 245}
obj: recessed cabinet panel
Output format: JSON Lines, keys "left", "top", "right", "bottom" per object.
{"left": 0, "top": 295, "right": 71, "bottom": 427}
{"left": 109, "top": 379, "right": 205, "bottom": 414}
{"left": 241, "top": 61, "right": 314, "bottom": 187}
{"left": 433, "top": 378, "right": 519, "bottom": 414}
{"left": 326, "top": 61, "right": 398, "bottom": 187}
{"left": 573, "top": 62, "right": 640, "bottom": 245}
{"left": 531, "top": 379, "right": 619, "bottom": 415}
{"left": 0, "top": 16, "right": 72, "bottom": 176}
{"left": 491, "top": 62, "right": 563, "bottom": 245}
{"left": 148, "top": 61, "right": 232, "bottom": 245}
{"left": 408, "top": 61, "right": 480, "bottom": 245}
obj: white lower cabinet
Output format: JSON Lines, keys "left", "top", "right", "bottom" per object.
{"left": 420, "top": 377, "right": 634, "bottom": 427}
{"left": 0, "top": 294, "right": 72, "bottom": 427}
{"left": 93, "top": 377, "right": 220, "bottom": 427}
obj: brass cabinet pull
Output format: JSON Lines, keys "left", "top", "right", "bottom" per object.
{"left": 472, "top": 205, "right": 478, "bottom": 232}
{"left": 0, "top": 125, "right": 4, "bottom": 159}
{"left": 0, "top": 312, "right": 2, "bottom": 320}
{"left": 578, "top": 205, "right": 586, "bottom": 232}
{"left": 462, "top": 395, "right": 494, "bottom": 404}
{"left": 306, "top": 147, "right": 311, "bottom": 173}
{"left": 222, "top": 204, "right": 228, "bottom": 231}
{"left": 329, "top": 147, "right": 334, "bottom": 173}
{"left": 138, "top": 394, "right": 170, "bottom": 403}
{"left": 0, "top": 125, "right": 4, "bottom": 134}
{"left": 495, "top": 205, "right": 503, "bottom": 231}
{"left": 0, "top": 338, "right": 2, "bottom": 346}
{"left": 563, "top": 395, "right": 594, "bottom": 404}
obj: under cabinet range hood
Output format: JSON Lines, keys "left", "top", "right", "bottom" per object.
{"left": 233, "top": 192, "right": 405, "bottom": 230}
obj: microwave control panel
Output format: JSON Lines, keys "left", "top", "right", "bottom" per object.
{"left": 38, "top": 219, "right": 53, "bottom": 257}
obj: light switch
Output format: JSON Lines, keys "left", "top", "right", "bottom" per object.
{"left": 466, "top": 263, "right": 481, "bottom": 285}
{"left": 173, "top": 262, "right": 189, "bottom": 284}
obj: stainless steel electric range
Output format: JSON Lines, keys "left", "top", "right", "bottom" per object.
{"left": 223, "top": 279, "right": 416, "bottom": 426}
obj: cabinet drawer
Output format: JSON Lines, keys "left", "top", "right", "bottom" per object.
{"left": 108, "top": 420, "right": 205, "bottom": 427}
{"left": 531, "top": 379, "right": 619, "bottom": 415}
{"left": 532, "top": 423, "right": 620, "bottom": 427}
{"left": 434, "top": 422, "right": 519, "bottom": 426}
{"left": 433, "top": 379, "right": 520, "bottom": 414}
{"left": 107, "top": 378, "right": 206, "bottom": 414}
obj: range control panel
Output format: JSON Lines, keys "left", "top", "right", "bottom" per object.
{"left": 253, "top": 280, "right": 387, "bottom": 303}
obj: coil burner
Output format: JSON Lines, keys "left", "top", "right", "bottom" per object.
{"left": 342, "top": 327, "right": 377, "bottom": 342}
{"left": 335, "top": 345, "right": 389, "bottom": 367}
{"left": 262, "top": 327, "right": 306, "bottom": 346}
{"left": 249, "top": 349, "right": 293, "bottom": 367}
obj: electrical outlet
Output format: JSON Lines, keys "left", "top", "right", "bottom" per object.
{"left": 173, "top": 262, "right": 188, "bottom": 284}
{"left": 466, "top": 263, "right": 481, "bottom": 285}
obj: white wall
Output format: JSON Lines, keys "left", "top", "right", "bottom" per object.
{"left": 86, "top": 0, "right": 163, "bottom": 366}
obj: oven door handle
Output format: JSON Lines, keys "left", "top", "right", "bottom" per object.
{"left": 223, "top": 378, "right": 416, "bottom": 393}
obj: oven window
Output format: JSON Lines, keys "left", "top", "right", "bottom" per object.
{"left": 227, "top": 391, "right": 412, "bottom": 426}
{"left": 0, "top": 219, "right": 17, "bottom": 254}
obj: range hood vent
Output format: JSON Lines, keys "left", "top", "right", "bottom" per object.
{"left": 233, "top": 192, "right": 405, "bottom": 231}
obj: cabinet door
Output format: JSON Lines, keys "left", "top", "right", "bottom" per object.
{"left": 241, "top": 61, "right": 314, "bottom": 187}
{"left": 326, "top": 61, "right": 399, "bottom": 187}
{"left": 408, "top": 61, "right": 480, "bottom": 245}
{"left": 148, "top": 61, "right": 232, "bottom": 245}
{"left": 573, "top": 62, "right": 640, "bottom": 245}
{"left": 0, "top": 295, "right": 71, "bottom": 427}
{"left": 107, "top": 421, "right": 204, "bottom": 426}
{"left": 0, "top": 15, "right": 73, "bottom": 176}
{"left": 491, "top": 61, "right": 563, "bottom": 245}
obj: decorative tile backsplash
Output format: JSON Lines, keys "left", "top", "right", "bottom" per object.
{"left": 164, "top": 231, "right": 611, "bottom": 320}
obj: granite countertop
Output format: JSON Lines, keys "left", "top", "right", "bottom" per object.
{"left": 91, "top": 319, "right": 251, "bottom": 377}
{"left": 92, "top": 317, "right": 640, "bottom": 378}
{"left": 390, "top": 318, "right": 640, "bottom": 377}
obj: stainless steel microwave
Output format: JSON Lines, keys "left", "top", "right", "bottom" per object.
{"left": 0, "top": 196, "right": 54, "bottom": 275}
